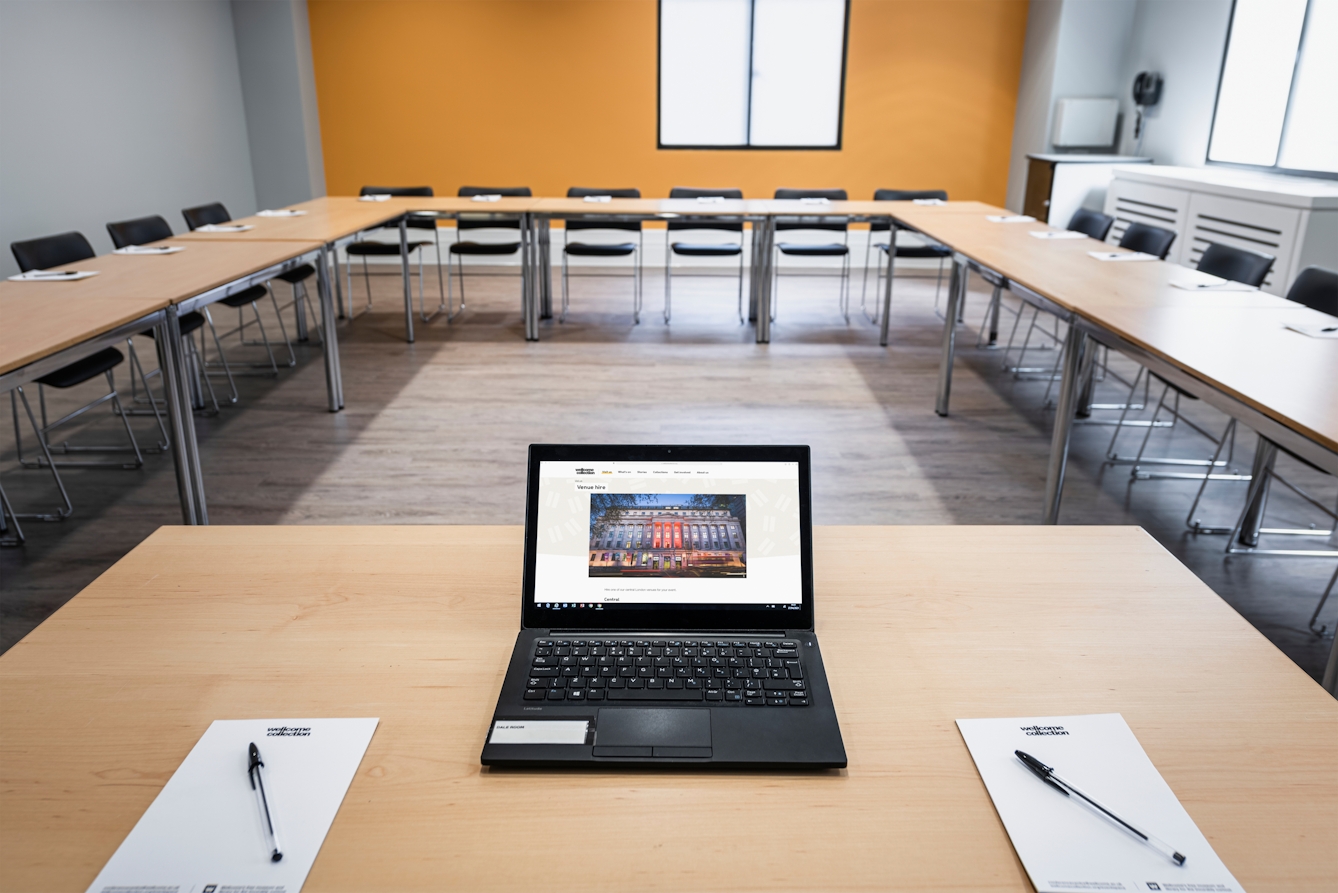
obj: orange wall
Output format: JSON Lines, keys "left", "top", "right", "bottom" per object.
{"left": 308, "top": 0, "right": 1028, "bottom": 203}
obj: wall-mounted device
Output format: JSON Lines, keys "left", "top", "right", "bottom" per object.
{"left": 1132, "top": 71, "right": 1162, "bottom": 155}
{"left": 1051, "top": 97, "right": 1120, "bottom": 149}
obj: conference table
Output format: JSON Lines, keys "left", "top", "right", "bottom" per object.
{"left": 1, "top": 525, "right": 1334, "bottom": 891}
{"left": 887, "top": 203, "right": 1338, "bottom": 525}
{"left": 0, "top": 239, "right": 327, "bottom": 525}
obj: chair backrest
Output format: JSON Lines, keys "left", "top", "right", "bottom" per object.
{"left": 11, "top": 231, "right": 96, "bottom": 272}
{"left": 870, "top": 189, "right": 949, "bottom": 231}
{"left": 456, "top": 186, "right": 531, "bottom": 231}
{"left": 1197, "top": 242, "right": 1275, "bottom": 288}
{"left": 361, "top": 185, "right": 434, "bottom": 197}
{"left": 1118, "top": 222, "right": 1176, "bottom": 259}
{"left": 774, "top": 188, "right": 848, "bottom": 233}
{"left": 182, "top": 202, "right": 231, "bottom": 231}
{"left": 667, "top": 186, "right": 744, "bottom": 233}
{"left": 566, "top": 187, "right": 642, "bottom": 232}
{"left": 1067, "top": 208, "right": 1115, "bottom": 241}
{"left": 1284, "top": 265, "right": 1338, "bottom": 316}
{"left": 106, "top": 215, "right": 173, "bottom": 249}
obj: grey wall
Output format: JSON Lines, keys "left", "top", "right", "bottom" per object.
{"left": 0, "top": 0, "right": 258, "bottom": 278}
{"left": 1115, "top": 0, "right": 1232, "bottom": 164}
{"left": 1006, "top": 0, "right": 1230, "bottom": 210}
{"left": 232, "top": 0, "right": 326, "bottom": 210}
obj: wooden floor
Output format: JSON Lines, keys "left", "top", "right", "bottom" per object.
{"left": 3, "top": 262, "right": 1335, "bottom": 682}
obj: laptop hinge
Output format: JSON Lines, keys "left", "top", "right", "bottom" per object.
{"left": 547, "top": 629, "right": 790, "bottom": 635}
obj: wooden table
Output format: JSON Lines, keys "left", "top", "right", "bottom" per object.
{"left": 2, "top": 525, "right": 1334, "bottom": 892}
{"left": 889, "top": 202, "right": 1338, "bottom": 524}
{"left": 0, "top": 238, "right": 328, "bottom": 526}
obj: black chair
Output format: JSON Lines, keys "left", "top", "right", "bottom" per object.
{"left": 560, "top": 187, "right": 642, "bottom": 323}
{"left": 345, "top": 186, "right": 445, "bottom": 322}
{"left": 1197, "top": 242, "right": 1275, "bottom": 288}
{"left": 1067, "top": 208, "right": 1115, "bottom": 241}
{"left": 450, "top": 186, "right": 532, "bottom": 313}
{"left": 772, "top": 188, "right": 851, "bottom": 321}
{"left": 1118, "top": 222, "right": 1177, "bottom": 259}
{"left": 1286, "top": 265, "right": 1338, "bottom": 316}
{"left": 8, "top": 232, "right": 145, "bottom": 522}
{"left": 664, "top": 186, "right": 746, "bottom": 324}
{"left": 182, "top": 202, "right": 295, "bottom": 386}
{"left": 862, "top": 189, "right": 952, "bottom": 324}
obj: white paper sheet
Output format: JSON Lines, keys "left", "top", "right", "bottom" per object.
{"left": 956, "top": 714, "right": 1244, "bottom": 893}
{"left": 1029, "top": 230, "right": 1087, "bottom": 240}
{"left": 583, "top": 195, "right": 612, "bottom": 203}
{"left": 194, "top": 224, "right": 254, "bottom": 233}
{"left": 1088, "top": 251, "right": 1158, "bottom": 262}
{"left": 113, "top": 245, "right": 183, "bottom": 255}
{"left": 1170, "top": 280, "right": 1258, "bottom": 292}
{"left": 987, "top": 214, "right": 1036, "bottom": 223}
{"left": 257, "top": 209, "right": 309, "bottom": 217}
{"left": 912, "top": 198, "right": 945, "bottom": 205}
{"left": 86, "top": 717, "right": 378, "bottom": 893}
{"left": 471, "top": 194, "right": 502, "bottom": 202}
{"left": 1285, "top": 322, "right": 1338, "bottom": 338}
{"left": 8, "top": 269, "right": 98, "bottom": 281}
{"left": 358, "top": 194, "right": 391, "bottom": 202}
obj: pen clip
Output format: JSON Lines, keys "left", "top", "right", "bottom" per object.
{"left": 248, "top": 741, "right": 262, "bottom": 788}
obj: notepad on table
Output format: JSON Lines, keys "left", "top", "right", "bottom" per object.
{"left": 987, "top": 214, "right": 1035, "bottom": 223}
{"left": 471, "top": 194, "right": 502, "bottom": 202}
{"left": 1029, "top": 230, "right": 1087, "bottom": 240}
{"left": 257, "top": 209, "right": 309, "bottom": 217}
{"left": 1285, "top": 322, "right": 1338, "bottom": 339}
{"left": 800, "top": 197, "right": 831, "bottom": 205}
{"left": 696, "top": 196, "right": 725, "bottom": 203}
{"left": 912, "top": 198, "right": 946, "bottom": 205}
{"left": 956, "top": 713, "right": 1243, "bottom": 893}
{"left": 1170, "top": 279, "right": 1258, "bottom": 292}
{"left": 194, "top": 223, "right": 254, "bottom": 233}
{"left": 358, "top": 194, "right": 391, "bottom": 202}
{"left": 85, "top": 717, "right": 378, "bottom": 893}
{"left": 8, "top": 269, "right": 99, "bottom": 281}
{"left": 583, "top": 195, "right": 612, "bottom": 203}
{"left": 113, "top": 245, "right": 183, "bottom": 255}
{"left": 1089, "top": 251, "right": 1158, "bottom": 262}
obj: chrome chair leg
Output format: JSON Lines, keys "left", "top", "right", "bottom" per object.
{"left": 663, "top": 236, "right": 673, "bottom": 324}
{"left": 10, "top": 388, "right": 73, "bottom": 520}
{"left": 267, "top": 288, "right": 297, "bottom": 367}
{"left": 1311, "top": 565, "right": 1338, "bottom": 635}
{"left": 0, "top": 479, "right": 24, "bottom": 546}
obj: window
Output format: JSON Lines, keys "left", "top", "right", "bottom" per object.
{"left": 658, "top": 0, "right": 849, "bottom": 149}
{"left": 1208, "top": 0, "right": 1338, "bottom": 176}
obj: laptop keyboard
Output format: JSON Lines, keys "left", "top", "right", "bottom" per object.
{"left": 523, "top": 638, "right": 808, "bottom": 706}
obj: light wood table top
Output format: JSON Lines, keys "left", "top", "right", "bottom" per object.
{"left": 2, "top": 525, "right": 1334, "bottom": 892}
{"left": 173, "top": 196, "right": 415, "bottom": 243}
{"left": 0, "top": 239, "right": 320, "bottom": 376}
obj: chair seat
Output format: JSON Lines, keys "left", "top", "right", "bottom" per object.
{"left": 275, "top": 263, "right": 315, "bottom": 284}
{"left": 219, "top": 285, "right": 269, "bottom": 308}
{"left": 450, "top": 241, "right": 521, "bottom": 256}
{"left": 347, "top": 240, "right": 431, "bottom": 256}
{"left": 777, "top": 242, "right": 849, "bottom": 257}
{"left": 139, "top": 310, "right": 206, "bottom": 340}
{"left": 670, "top": 242, "right": 742, "bottom": 257}
{"left": 37, "top": 347, "right": 124, "bottom": 388}
{"left": 565, "top": 242, "right": 637, "bottom": 257}
{"left": 877, "top": 243, "right": 951, "bottom": 258}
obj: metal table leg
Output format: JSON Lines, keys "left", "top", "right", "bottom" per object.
{"left": 747, "top": 222, "right": 761, "bottom": 323}
{"left": 400, "top": 218, "right": 414, "bottom": 343}
{"left": 539, "top": 217, "right": 553, "bottom": 321}
{"left": 987, "top": 283, "right": 1002, "bottom": 347}
{"left": 317, "top": 245, "right": 344, "bottom": 412}
{"left": 155, "top": 307, "right": 207, "bottom": 524}
{"left": 521, "top": 213, "right": 539, "bottom": 341}
{"left": 879, "top": 223, "right": 896, "bottom": 347}
{"left": 934, "top": 258, "right": 967, "bottom": 416}
{"left": 1042, "top": 324, "right": 1089, "bottom": 524}
{"left": 293, "top": 280, "right": 309, "bottom": 342}
{"left": 1075, "top": 337, "right": 1098, "bottom": 419}
{"left": 754, "top": 217, "right": 775, "bottom": 344}
{"left": 1237, "top": 437, "right": 1279, "bottom": 547}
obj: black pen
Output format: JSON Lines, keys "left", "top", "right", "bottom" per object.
{"left": 248, "top": 742, "right": 283, "bottom": 862}
{"left": 1015, "top": 750, "right": 1185, "bottom": 866}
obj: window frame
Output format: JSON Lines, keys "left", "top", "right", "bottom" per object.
{"left": 656, "top": 0, "right": 851, "bottom": 151}
{"left": 1206, "top": 0, "right": 1338, "bottom": 180}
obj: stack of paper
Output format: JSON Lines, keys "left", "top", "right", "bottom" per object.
{"left": 358, "top": 194, "right": 391, "bottom": 202}
{"left": 85, "top": 717, "right": 378, "bottom": 893}
{"left": 8, "top": 269, "right": 98, "bottom": 281}
{"left": 195, "top": 224, "right": 254, "bottom": 233}
{"left": 471, "top": 194, "right": 502, "bottom": 202}
{"left": 1029, "top": 230, "right": 1088, "bottom": 240}
{"left": 957, "top": 713, "right": 1243, "bottom": 893}
{"left": 257, "top": 209, "right": 309, "bottom": 217}
{"left": 113, "top": 245, "right": 183, "bottom": 255}
{"left": 1089, "top": 251, "right": 1158, "bottom": 262}
{"left": 987, "top": 214, "right": 1036, "bottom": 223}
{"left": 912, "top": 198, "right": 946, "bottom": 206}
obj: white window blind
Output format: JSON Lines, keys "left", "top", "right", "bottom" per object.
{"left": 1208, "top": 0, "right": 1338, "bottom": 175}
{"left": 659, "top": 0, "right": 847, "bottom": 149}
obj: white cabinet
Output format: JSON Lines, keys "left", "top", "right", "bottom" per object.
{"left": 1104, "top": 166, "right": 1338, "bottom": 296}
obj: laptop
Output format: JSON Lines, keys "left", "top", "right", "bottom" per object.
{"left": 481, "top": 444, "right": 847, "bottom": 768}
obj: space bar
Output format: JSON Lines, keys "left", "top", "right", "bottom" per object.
{"left": 606, "top": 688, "right": 704, "bottom": 701}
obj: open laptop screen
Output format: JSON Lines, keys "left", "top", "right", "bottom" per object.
{"left": 522, "top": 445, "right": 814, "bottom": 630}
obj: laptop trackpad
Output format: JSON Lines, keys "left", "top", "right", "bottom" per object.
{"left": 593, "top": 708, "right": 712, "bottom": 758}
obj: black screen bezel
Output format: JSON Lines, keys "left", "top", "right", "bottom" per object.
{"left": 521, "top": 444, "right": 814, "bottom": 631}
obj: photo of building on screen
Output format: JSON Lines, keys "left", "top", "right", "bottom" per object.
{"left": 588, "top": 494, "right": 746, "bottom": 578}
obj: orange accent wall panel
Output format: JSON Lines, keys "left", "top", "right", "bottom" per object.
{"left": 308, "top": 0, "right": 1027, "bottom": 203}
